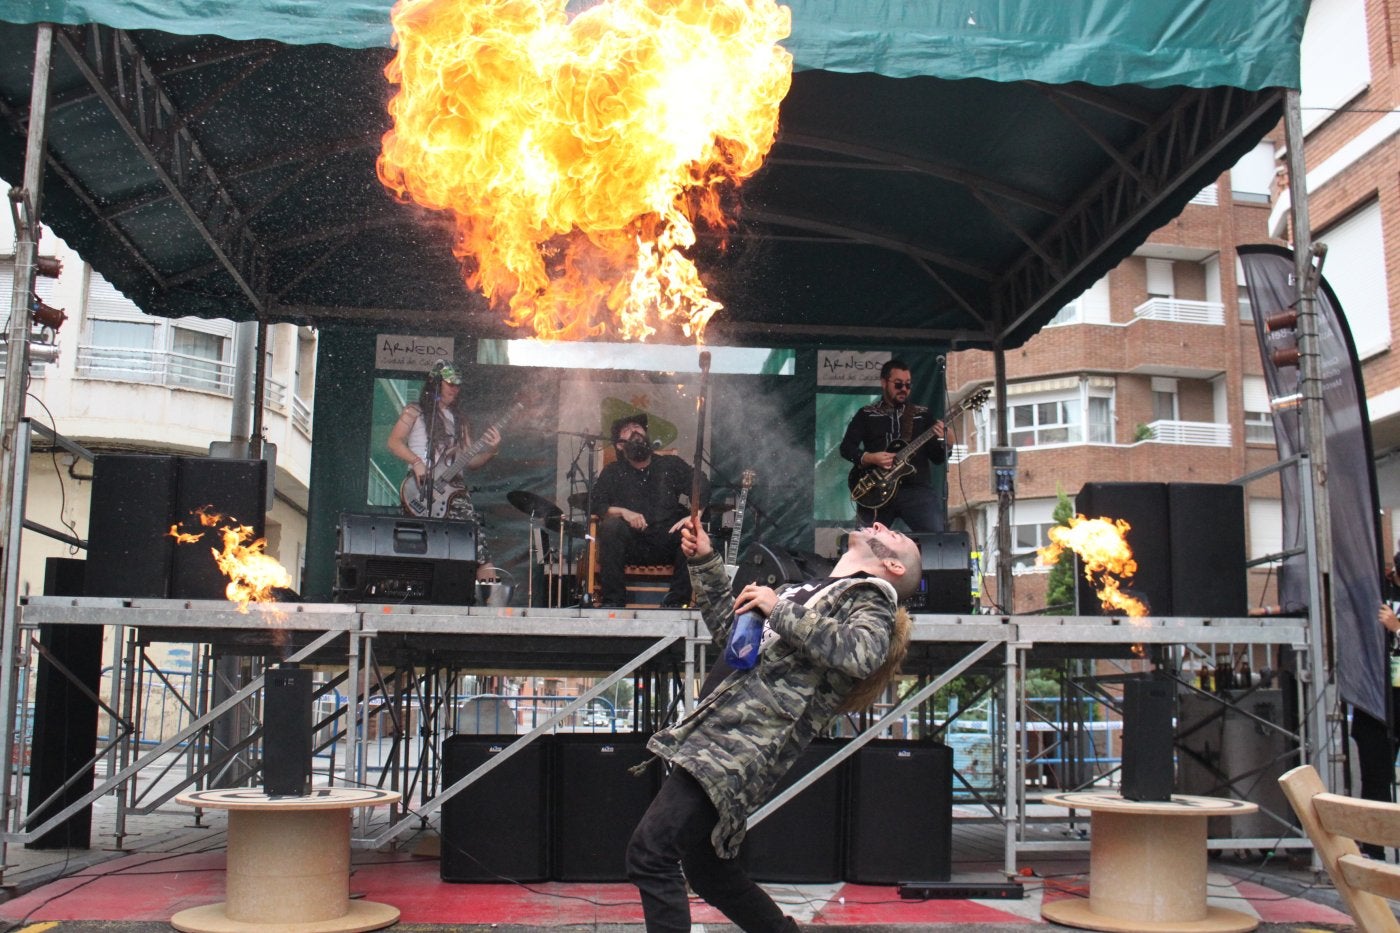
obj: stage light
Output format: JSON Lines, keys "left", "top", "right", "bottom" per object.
{"left": 27, "top": 340, "right": 59, "bottom": 365}
{"left": 30, "top": 297, "right": 66, "bottom": 331}
{"left": 1264, "top": 309, "right": 1298, "bottom": 333}
{"left": 34, "top": 255, "right": 62, "bottom": 279}
{"left": 1270, "top": 345, "right": 1300, "bottom": 368}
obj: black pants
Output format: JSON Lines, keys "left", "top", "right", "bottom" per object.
{"left": 597, "top": 515, "right": 690, "bottom": 605}
{"left": 626, "top": 767, "right": 793, "bottom": 933}
{"left": 1349, "top": 704, "right": 1396, "bottom": 857}
{"left": 857, "top": 482, "right": 945, "bottom": 533}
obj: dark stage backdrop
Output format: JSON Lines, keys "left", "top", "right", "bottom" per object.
{"left": 1239, "top": 244, "right": 1386, "bottom": 723}
{"left": 302, "top": 328, "right": 947, "bottom": 601}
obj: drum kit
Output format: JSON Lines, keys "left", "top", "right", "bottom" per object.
{"left": 506, "top": 489, "right": 590, "bottom": 607}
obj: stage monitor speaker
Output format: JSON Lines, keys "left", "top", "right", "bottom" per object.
{"left": 1167, "top": 483, "right": 1247, "bottom": 617}
{"left": 907, "top": 532, "right": 972, "bottom": 613}
{"left": 1121, "top": 679, "right": 1175, "bottom": 801}
{"left": 26, "top": 558, "right": 101, "bottom": 849}
{"left": 85, "top": 454, "right": 178, "bottom": 597}
{"left": 334, "top": 512, "right": 477, "bottom": 605}
{"left": 262, "top": 665, "right": 312, "bottom": 797}
{"left": 746, "top": 738, "right": 848, "bottom": 883}
{"left": 551, "top": 734, "right": 658, "bottom": 881}
{"left": 171, "top": 457, "right": 268, "bottom": 599}
{"left": 732, "top": 543, "right": 806, "bottom": 593}
{"left": 1074, "top": 482, "right": 1172, "bottom": 616}
{"left": 845, "top": 740, "right": 952, "bottom": 884}
{"left": 441, "top": 735, "right": 550, "bottom": 882}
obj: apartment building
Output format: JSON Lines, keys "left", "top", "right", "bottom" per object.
{"left": 0, "top": 215, "right": 318, "bottom": 602}
{"left": 945, "top": 156, "right": 1285, "bottom": 615}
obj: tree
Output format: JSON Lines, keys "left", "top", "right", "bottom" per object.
{"left": 1045, "top": 486, "right": 1076, "bottom": 613}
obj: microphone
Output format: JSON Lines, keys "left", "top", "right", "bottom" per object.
{"left": 936, "top": 354, "right": 947, "bottom": 368}
{"left": 651, "top": 439, "right": 664, "bottom": 450}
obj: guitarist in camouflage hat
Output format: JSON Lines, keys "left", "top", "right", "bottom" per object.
{"left": 626, "top": 520, "right": 918, "bottom": 933}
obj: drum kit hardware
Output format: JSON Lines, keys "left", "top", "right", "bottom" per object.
{"left": 507, "top": 488, "right": 590, "bottom": 607}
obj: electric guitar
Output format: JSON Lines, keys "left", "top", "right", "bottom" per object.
{"left": 724, "top": 469, "right": 757, "bottom": 583}
{"left": 400, "top": 396, "right": 530, "bottom": 519}
{"left": 847, "top": 388, "right": 990, "bottom": 509}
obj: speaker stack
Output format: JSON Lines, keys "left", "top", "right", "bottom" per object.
{"left": 907, "top": 531, "right": 973, "bottom": 613}
{"left": 1074, "top": 482, "right": 1246, "bottom": 617}
{"left": 551, "top": 734, "right": 658, "bottom": 881}
{"left": 84, "top": 453, "right": 268, "bottom": 599}
{"left": 745, "top": 738, "right": 848, "bottom": 883}
{"left": 845, "top": 740, "right": 953, "bottom": 884}
{"left": 1120, "top": 678, "right": 1175, "bottom": 801}
{"left": 441, "top": 735, "right": 552, "bottom": 882}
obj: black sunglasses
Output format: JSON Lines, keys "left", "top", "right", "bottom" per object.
{"left": 889, "top": 380, "right": 912, "bottom": 389}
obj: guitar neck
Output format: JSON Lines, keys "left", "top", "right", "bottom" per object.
{"left": 433, "top": 402, "right": 522, "bottom": 486}
{"left": 726, "top": 491, "right": 750, "bottom": 566}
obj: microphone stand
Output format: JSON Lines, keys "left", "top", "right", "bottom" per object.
{"left": 564, "top": 436, "right": 599, "bottom": 607}
{"left": 422, "top": 387, "right": 441, "bottom": 517}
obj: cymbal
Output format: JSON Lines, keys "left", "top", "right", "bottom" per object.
{"left": 567, "top": 491, "right": 591, "bottom": 511}
{"left": 507, "top": 490, "right": 562, "bottom": 520}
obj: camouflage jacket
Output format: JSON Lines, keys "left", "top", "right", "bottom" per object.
{"left": 646, "top": 549, "right": 897, "bottom": 858}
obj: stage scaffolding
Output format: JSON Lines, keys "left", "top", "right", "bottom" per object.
{"left": 11, "top": 594, "right": 1315, "bottom": 880}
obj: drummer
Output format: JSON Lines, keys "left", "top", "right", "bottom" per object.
{"left": 591, "top": 413, "right": 708, "bottom": 608}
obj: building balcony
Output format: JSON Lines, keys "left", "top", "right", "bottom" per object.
{"left": 1130, "top": 297, "right": 1225, "bottom": 325}
{"left": 1136, "top": 419, "right": 1231, "bottom": 446}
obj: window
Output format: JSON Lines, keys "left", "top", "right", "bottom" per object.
{"left": 1243, "top": 375, "right": 1275, "bottom": 445}
{"left": 1317, "top": 200, "right": 1389, "bottom": 358}
{"left": 1046, "top": 276, "right": 1110, "bottom": 326}
{"left": 1007, "top": 498, "right": 1059, "bottom": 572}
{"left": 1230, "top": 141, "right": 1278, "bottom": 202}
{"left": 1145, "top": 259, "right": 1175, "bottom": 298}
{"left": 1151, "top": 377, "right": 1179, "bottom": 421}
{"left": 1300, "top": 0, "right": 1370, "bottom": 135}
{"left": 80, "top": 270, "right": 235, "bottom": 392}
{"left": 983, "top": 380, "right": 1114, "bottom": 448}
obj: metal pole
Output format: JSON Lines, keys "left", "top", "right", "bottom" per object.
{"left": 992, "top": 344, "right": 1013, "bottom": 611}
{"left": 1283, "top": 89, "right": 1337, "bottom": 789}
{"left": 0, "top": 27, "right": 52, "bottom": 883}
{"left": 227, "top": 322, "right": 256, "bottom": 459}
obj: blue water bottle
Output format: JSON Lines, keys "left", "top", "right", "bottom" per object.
{"left": 724, "top": 611, "right": 764, "bottom": 670}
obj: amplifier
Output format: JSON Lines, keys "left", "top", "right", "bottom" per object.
{"left": 333, "top": 512, "right": 477, "bottom": 605}
{"left": 906, "top": 531, "right": 972, "bottom": 613}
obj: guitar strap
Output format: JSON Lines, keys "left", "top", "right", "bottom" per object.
{"left": 898, "top": 402, "right": 914, "bottom": 443}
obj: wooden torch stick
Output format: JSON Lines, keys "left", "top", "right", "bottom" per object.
{"left": 691, "top": 350, "right": 712, "bottom": 528}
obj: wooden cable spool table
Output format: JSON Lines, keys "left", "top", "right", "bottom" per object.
{"left": 1041, "top": 792, "right": 1260, "bottom": 933}
{"left": 171, "top": 787, "right": 401, "bottom": 933}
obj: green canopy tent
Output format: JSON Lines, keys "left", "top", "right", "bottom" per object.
{"left": 0, "top": 0, "right": 1308, "bottom": 598}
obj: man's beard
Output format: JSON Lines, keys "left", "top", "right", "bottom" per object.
{"left": 624, "top": 437, "right": 651, "bottom": 461}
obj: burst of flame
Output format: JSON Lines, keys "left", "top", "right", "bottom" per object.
{"left": 1037, "top": 514, "right": 1149, "bottom": 617}
{"left": 377, "top": 0, "right": 793, "bottom": 342}
{"left": 169, "top": 508, "right": 292, "bottom": 613}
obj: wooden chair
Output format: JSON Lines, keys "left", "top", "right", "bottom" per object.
{"left": 1278, "top": 763, "right": 1400, "bottom": 932}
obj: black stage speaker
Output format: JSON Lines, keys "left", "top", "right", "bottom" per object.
{"left": 745, "top": 738, "right": 848, "bottom": 883}
{"left": 334, "top": 512, "right": 477, "bottom": 605}
{"left": 551, "top": 734, "right": 658, "bottom": 881}
{"left": 171, "top": 457, "right": 268, "bottom": 599}
{"left": 85, "top": 454, "right": 179, "bottom": 597}
{"left": 441, "top": 735, "right": 550, "bottom": 882}
{"left": 732, "top": 543, "right": 806, "bottom": 592}
{"left": 1121, "top": 679, "right": 1175, "bottom": 801}
{"left": 26, "top": 557, "right": 101, "bottom": 849}
{"left": 907, "top": 532, "right": 972, "bottom": 613}
{"left": 1074, "top": 482, "right": 1172, "bottom": 616}
{"left": 1167, "top": 483, "right": 1247, "bottom": 617}
{"left": 262, "top": 665, "right": 312, "bottom": 797}
{"left": 845, "top": 740, "right": 953, "bottom": 884}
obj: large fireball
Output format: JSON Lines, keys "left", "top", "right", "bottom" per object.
{"left": 377, "top": 0, "right": 793, "bottom": 342}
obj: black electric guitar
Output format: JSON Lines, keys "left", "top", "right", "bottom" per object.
{"left": 400, "top": 396, "right": 530, "bottom": 519}
{"left": 724, "top": 469, "right": 757, "bottom": 584}
{"left": 847, "top": 388, "right": 990, "bottom": 509}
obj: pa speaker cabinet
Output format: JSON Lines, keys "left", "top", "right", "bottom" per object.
{"left": 845, "top": 740, "right": 952, "bottom": 884}
{"left": 1120, "top": 679, "right": 1175, "bottom": 801}
{"left": 26, "top": 558, "right": 101, "bottom": 849}
{"left": 85, "top": 454, "right": 178, "bottom": 597}
{"left": 262, "top": 666, "right": 312, "bottom": 797}
{"left": 1074, "top": 482, "right": 1171, "bottom": 616}
{"left": 1167, "top": 483, "right": 1247, "bottom": 617}
{"left": 746, "top": 738, "right": 848, "bottom": 883}
{"left": 334, "top": 512, "right": 477, "bottom": 605}
{"left": 551, "top": 734, "right": 657, "bottom": 881}
{"left": 441, "top": 735, "right": 550, "bottom": 882}
{"left": 732, "top": 543, "right": 806, "bottom": 593}
{"left": 171, "top": 457, "right": 268, "bottom": 599}
{"left": 907, "top": 532, "right": 972, "bottom": 613}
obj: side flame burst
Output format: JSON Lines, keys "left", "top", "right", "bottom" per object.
{"left": 377, "top": 0, "right": 793, "bottom": 342}
{"left": 168, "top": 507, "right": 292, "bottom": 613}
{"left": 1037, "top": 514, "right": 1149, "bottom": 618}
